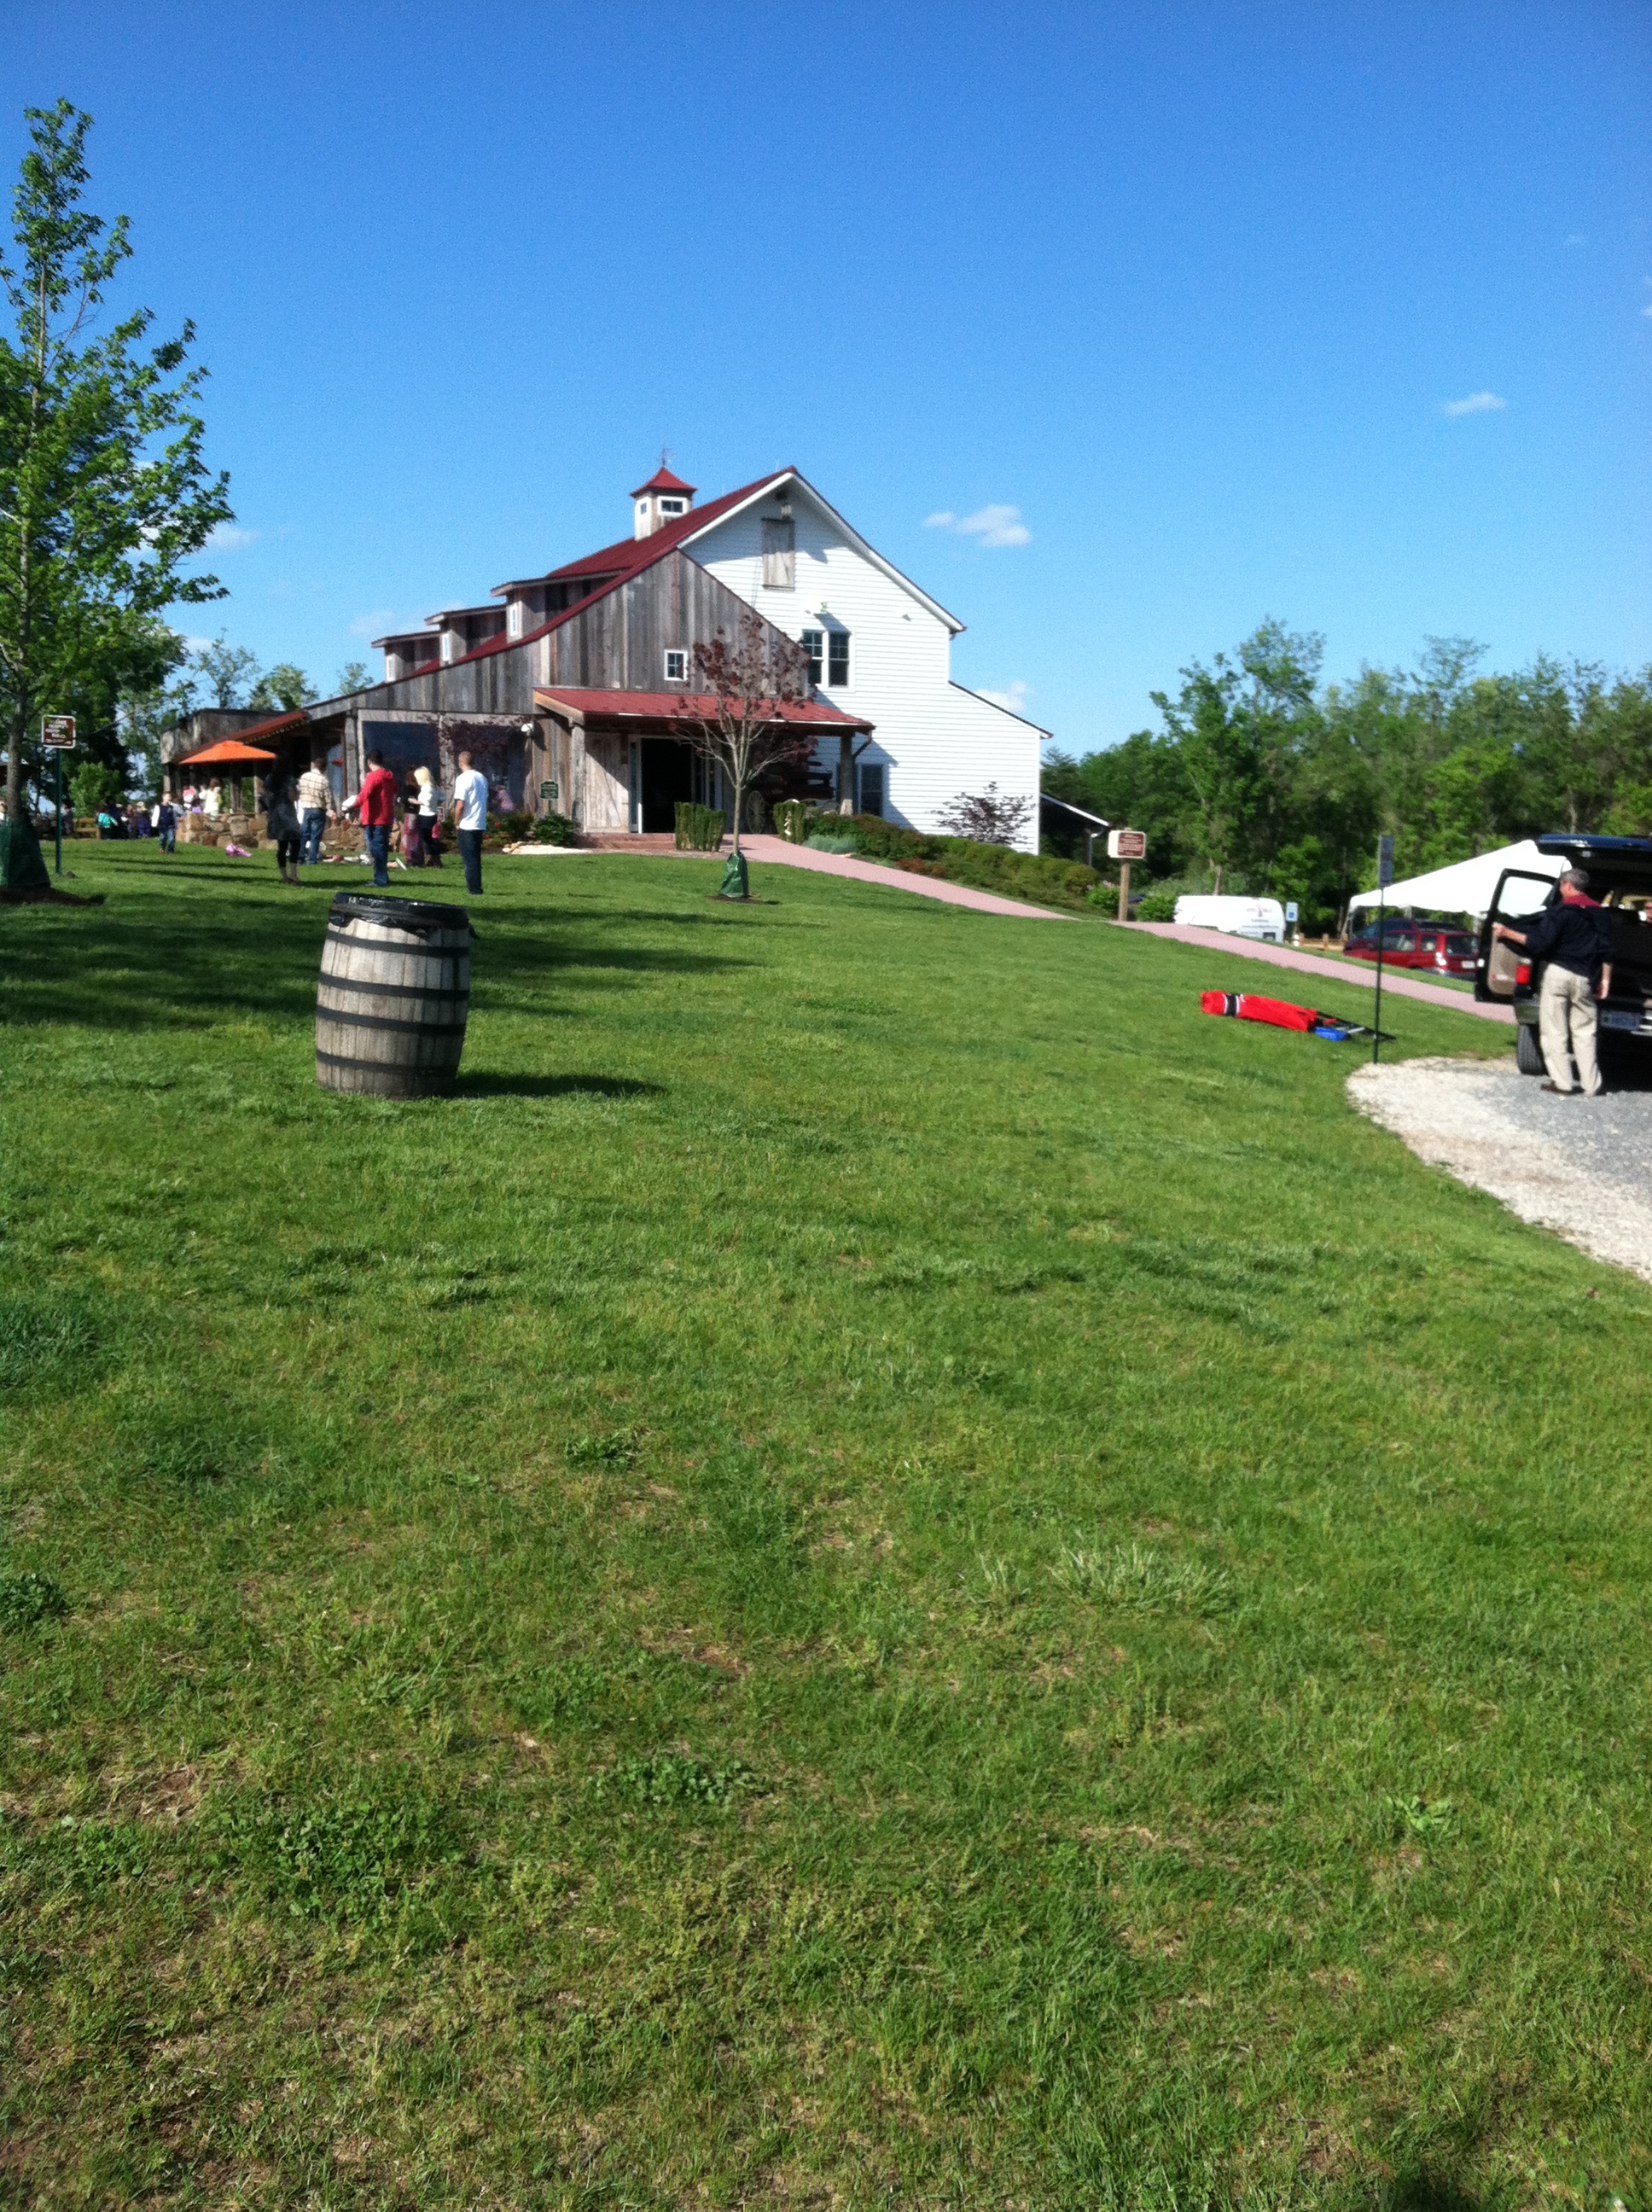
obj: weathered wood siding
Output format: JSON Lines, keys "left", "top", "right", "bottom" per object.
{"left": 316, "top": 554, "right": 790, "bottom": 727}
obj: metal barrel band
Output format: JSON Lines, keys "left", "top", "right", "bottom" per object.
{"left": 316, "top": 1005, "right": 469, "bottom": 1038}
{"left": 314, "top": 969, "right": 468, "bottom": 1003}
{"left": 315, "top": 1046, "right": 453, "bottom": 1086}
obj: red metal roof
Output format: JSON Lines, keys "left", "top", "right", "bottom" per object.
{"left": 538, "top": 472, "right": 786, "bottom": 587}
{"left": 534, "top": 688, "right": 872, "bottom": 731}
{"left": 631, "top": 464, "right": 696, "bottom": 498}
{"left": 180, "top": 711, "right": 306, "bottom": 758}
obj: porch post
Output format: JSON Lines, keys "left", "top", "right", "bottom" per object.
{"left": 837, "top": 732, "right": 854, "bottom": 812}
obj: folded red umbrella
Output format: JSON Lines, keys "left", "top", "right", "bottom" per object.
{"left": 1200, "top": 990, "right": 1392, "bottom": 1042}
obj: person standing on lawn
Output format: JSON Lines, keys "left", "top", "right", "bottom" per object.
{"left": 449, "top": 749, "right": 487, "bottom": 895}
{"left": 297, "top": 756, "right": 334, "bottom": 867}
{"left": 415, "top": 765, "right": 443, "bottom": 867}
{"left": 265, "top": 773, "right": 302, "bottom": 885}
{"left": 343, "top": 748, "right": 398, "bottom": 888}
{"left": 1492, "top": 869, "right": 1615, "bottom": 1097}
{"left": 155, "top": 796, "right": 177, "bottom": 853}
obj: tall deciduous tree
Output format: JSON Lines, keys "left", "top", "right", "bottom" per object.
{"left": 0, "top": 99, "right": 231, "bottom": 864}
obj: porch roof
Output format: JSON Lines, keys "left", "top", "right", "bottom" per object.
{"left": 533, "top": 689, "right": 873, "bottom": 733}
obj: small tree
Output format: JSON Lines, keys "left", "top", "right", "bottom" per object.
{"left": 0, "top": 101, "right": 232, "bottom": 869}
{"left": 685, "top": 611, "right": 812, "bottom": 894}
{"left": 936, "top": 782, "right": 1034, "bottom": 847}
{"left": 334, "top": 659, "right": 372, "bottom": 698}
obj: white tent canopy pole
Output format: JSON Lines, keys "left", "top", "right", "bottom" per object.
{"left": 1347, "top": 839, "right": 1563, "bottom": 921}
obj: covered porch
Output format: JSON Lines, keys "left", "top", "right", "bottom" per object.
{"left": 531, "top": 689, "right": 871, "bottom": 835}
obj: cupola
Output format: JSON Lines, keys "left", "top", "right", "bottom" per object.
{"left": 631, "top": 463, "right": 696, "bottom": 540}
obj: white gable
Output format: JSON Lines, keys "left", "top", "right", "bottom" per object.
{"left": 688, "top": 476, "right": 1045, "bottom": 851}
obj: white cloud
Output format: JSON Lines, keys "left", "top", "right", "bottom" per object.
{"left": 1443, "top": 391, "right": 1508, "bottom": 417}
{"left": 923, "top": 503, "right": 1031, "bottom": 548}
{"left": 349, "top": 609, "right": 398, "bottom": 638}
{"left": 980, "top": 680, "right": 1033, "bottom": 716}
{"left": 206, "top": 522, "right": 259, "bottom": 551}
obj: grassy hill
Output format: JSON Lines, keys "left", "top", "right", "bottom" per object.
{"left": 3, "top": 847, "right": 1649, "bottom": 2209}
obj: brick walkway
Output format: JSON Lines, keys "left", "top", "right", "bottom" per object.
{"left": 735, "top": 835, "right": 1073, "bottom": 918}
{"left": 1125, "top": 922, "right": 1514, "bottom": 1025}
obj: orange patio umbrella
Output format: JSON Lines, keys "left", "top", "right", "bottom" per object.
{"left": 175, "top": 738, "right": 281, "bottom": 818}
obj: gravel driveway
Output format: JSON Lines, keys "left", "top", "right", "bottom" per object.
{"left": 1348, "top": 1056, "right": 1652, "bottom": 1284}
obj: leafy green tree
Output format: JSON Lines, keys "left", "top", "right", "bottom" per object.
{"left": 192, "top": 634, "right": 258, "bottom": 707}
{"left": 0, "top": 100, "right": 231, "bottom": 867}
{"left": 334, "top": 660, "right": 371, "bottom": 697}
{"left": 247, "top": 661, "right": 315, "bottom": 713}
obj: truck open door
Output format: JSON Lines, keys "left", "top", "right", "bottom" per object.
{"left": 1475, "top": 870, "right": 1556, "bottom": 1002}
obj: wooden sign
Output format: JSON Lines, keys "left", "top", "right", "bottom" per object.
{"left": 40, "top": 714, "right": 76, "bottom": 749}
{"left": 1108, "top": 827, "right": 1146, "bottom": 861}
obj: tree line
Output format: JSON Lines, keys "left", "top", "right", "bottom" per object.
{"left": 1043, "top": 622, "right": 1652, "bottom": 930}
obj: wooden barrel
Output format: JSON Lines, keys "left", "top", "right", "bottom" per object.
{"left": 316, "top": 894, "right": 472, "bottom": 1097}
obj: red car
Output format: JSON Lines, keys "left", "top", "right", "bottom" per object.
{"left": 1342, "top": 922, "right": 1477, "bottom": 976}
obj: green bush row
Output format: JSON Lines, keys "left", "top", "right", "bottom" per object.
{"left": 824, "top": 815, "right": 1102, "bottom": 912}
{"left": 674, "top": 802, "right": 727, "bottom": 852}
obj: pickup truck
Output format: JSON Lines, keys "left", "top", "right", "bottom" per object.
{"left": 1475, "top": 834, "right": 1652, "bottom": 1073}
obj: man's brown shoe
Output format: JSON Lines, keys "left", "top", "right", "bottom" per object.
{"left": 1539, "top": 1080, "right": 1574, "bottom": 1094}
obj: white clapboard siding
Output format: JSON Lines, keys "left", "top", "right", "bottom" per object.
{"left": 691, "top": 486, "right": 1044, "bottom": 853}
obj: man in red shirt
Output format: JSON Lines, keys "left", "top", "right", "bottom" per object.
{"left": 343, "top": 748, "right": 397, "bottom": 886}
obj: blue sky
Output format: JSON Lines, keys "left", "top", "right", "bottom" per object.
{"left": 6, "top": 1, "right": 1648, "bottom": 751}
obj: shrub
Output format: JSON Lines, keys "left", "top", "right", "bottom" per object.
{"left": 805, "top": 831, "right": 861, "bottom": 855}
{"left": 1133, "top": 891, "right": 1178, "bottom": 921}
{"left": 528, "top": 812, "right": 579, "bottom": 846}
{"left": 773, "top": 798, "right": 809, "bottom": 843}
{"left": 674, "top": 802, "right": 726, "bottom": 852}
{"left": 0, "top": 1570, "right": 68, "bottom": 1631}
{"left": 596, "top": 1752, "right": 757, "bottom": 1807}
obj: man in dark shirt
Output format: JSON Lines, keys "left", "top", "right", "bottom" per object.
{"left": 1493, "top": 870, "right": 1615, "bottom": 1095}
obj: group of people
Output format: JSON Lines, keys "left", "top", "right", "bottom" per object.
{"left": 259, "top": 748, "right": 491, "bottom": 894}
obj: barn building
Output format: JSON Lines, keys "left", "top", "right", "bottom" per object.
{"left": 207, "top": 467, "right": 1046, "bottom": 847}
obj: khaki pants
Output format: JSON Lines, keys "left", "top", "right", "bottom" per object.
{"left": 1538, "top": 965, "right": 1602, "bottom": 1094}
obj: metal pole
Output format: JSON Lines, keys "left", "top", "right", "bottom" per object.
{"left": 1372, "top": 890, "right": 1385, "bottom": 1064}
{"left": 54, "top": 750, "right": 62, "bottom": 876}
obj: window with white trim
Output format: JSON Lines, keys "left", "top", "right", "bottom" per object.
{"left": 663, "top": 648, "right": 688, "bottom": 683}
{"left": 507, "top": 601, "right": 523, "bottom": 639}
{"left": 800, "top": 628, "right": 823, "bottom": 686}
{"left": 661, "top": 498, "right": 685, "bottom": 517}
{"left": 828, "top": 631, "right": 850, "bottom": 688}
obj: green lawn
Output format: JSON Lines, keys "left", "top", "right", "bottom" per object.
{"left": 3, "top": 846, "right": 1649, "bottom": 2211}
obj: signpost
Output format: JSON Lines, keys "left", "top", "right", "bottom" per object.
{"left": 1284, "top": 899, "right": 1300, "bottom": 942}
{"left": 40, "top": 715, "right": 76, "bottom": 878}
{"left": 1372, "top": 834, "right": 1394, "bottom": 1064}
{"left": 1108, "top": 826, "right": 1147, "bottom": 922}
{"left": 538, "top": 779, "right": 559, "bottom": 811}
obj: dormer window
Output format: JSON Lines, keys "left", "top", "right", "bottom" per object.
{"left": 663, "top": 648, "right": 688, "bottom": 683}
{"left": 507, "top": 602, "right": 523, "bottom": 640}
{"left": 661, "top": 498, "right": 685, "bottom": 517}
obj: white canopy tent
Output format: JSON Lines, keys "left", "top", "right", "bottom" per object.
{"left": 1347, "top": 840, "right": 1563, "bottom": 922}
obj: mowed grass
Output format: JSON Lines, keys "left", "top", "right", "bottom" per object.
{"left": 3, "top": 845, "right": 1649, "bottom": 2212}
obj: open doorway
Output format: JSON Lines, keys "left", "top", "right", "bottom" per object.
{"left": 640, "top": 738, "right": 695, "bottom": 832}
